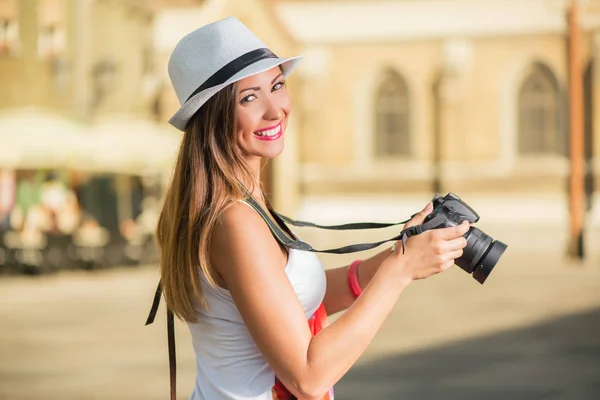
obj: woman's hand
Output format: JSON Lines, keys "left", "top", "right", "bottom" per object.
{"left": 390, "top": 202, "right": 469, "bottom": 284}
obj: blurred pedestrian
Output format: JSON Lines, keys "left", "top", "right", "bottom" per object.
{"left": 154, "top": 17, "right": 469, "bottom": 400}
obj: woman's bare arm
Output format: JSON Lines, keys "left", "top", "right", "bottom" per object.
{"left": 323, "top": 248, "right": 390, "bottom": 315}
{"left": 211, "top": 202, "right": 468, "bottom": 400}
{"left": 324, "top": 203, "right": 434, "bottom": 315}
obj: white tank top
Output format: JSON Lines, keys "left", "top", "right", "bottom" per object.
{"left": 187, "top": 209, "right": 327, "bottom": 399}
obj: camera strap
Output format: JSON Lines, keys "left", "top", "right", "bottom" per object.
{"left": 145, "top": 193, "right": 445, "bottom": 400}
{"left": 246, "top": 194, "right": 447, "bottom": 255}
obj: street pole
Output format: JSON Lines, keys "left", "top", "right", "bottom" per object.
{"left": 567, "top": 0, "right": 585, "bottom": 259}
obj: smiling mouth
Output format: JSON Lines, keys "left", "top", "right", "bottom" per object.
{"left": 253, "top": 122, "right": 282, "bottom": 141}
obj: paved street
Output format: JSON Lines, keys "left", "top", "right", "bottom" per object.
{"left": 0, "top": 222, "right": 599, "bottom": 399}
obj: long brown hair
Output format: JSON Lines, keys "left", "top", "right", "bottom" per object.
{"left": 156, "top": 81, "right": 258, "bottom": 322}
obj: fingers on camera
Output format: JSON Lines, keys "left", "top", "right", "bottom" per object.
{"left": 448, "top": 249, "right": 463, "bottom": 260}
{"left": 447, "top": 236, "right": 468, "bottom": 251}
{"left": 436, "top": 222, "right": 469, "bottom": 240}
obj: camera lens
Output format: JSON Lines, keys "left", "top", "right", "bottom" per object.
{"left": 472, "top": 240, "right": 507, "bottom": 284}
{"left": 455, "top": 227, "right": 507, "bottom": 284}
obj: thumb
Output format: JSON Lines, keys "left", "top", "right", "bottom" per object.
{"left": 404, "top": 202, "right": 433, "bottom": 228}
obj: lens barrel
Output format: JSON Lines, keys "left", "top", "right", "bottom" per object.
{"left": 455, "top": 227, "right": 507, "bottom": 284}
{"left": 472, "top": 240, "right": 507, "bottom": 284}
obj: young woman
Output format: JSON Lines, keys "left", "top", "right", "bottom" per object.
{"left": 156, "top": 17, "right": 469, "bottom": 400}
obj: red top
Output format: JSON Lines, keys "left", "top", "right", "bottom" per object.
{"left": 272, "top": 303, "right": 334, "bottom": 399}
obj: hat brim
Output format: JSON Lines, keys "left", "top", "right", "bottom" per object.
{"left": 168, "top": 56, "right": 302, "bottom": 131}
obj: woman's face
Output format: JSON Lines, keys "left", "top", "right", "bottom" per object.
{"left": 235, "top": 66, "right": 291, "bottom": 164}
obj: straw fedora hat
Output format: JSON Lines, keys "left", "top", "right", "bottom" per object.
{"left": 167, "top": 16, "right": 302, "bottom": 131}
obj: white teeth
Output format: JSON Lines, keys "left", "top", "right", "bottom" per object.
{"left": 255, "top": 125, "right": 281, "bottom": 137}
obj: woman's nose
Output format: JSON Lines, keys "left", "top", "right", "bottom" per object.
{"left": 263, "top": 98, "right": 284, "bottom": 121}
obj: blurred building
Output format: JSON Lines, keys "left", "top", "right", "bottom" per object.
{"left": 270, "top": 0, "right": 599, "bottom": 200}
{"left": 0, "top": 0, "right": 184, "bottom": 273}
{"left": 0, "top": 0, "right": 162, "bottom": 119}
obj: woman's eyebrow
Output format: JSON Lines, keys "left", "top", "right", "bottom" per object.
{"left": 270, "top": 73, "right": 283, "bottom": 84}
{"left": 239, "top": 86, "right": 259, "bottom": 94}
{"left": 239, "top": 73, "right": 284, "bottom": 94}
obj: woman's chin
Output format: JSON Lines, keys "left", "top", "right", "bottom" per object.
{"left": 261, "top": 148, "right": 284, "bottom": 159}
{"left": 259, "top": 142, "right": 285, "bottom": 159}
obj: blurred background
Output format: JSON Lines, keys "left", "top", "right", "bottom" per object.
{"left": 1, "top": 0, "right": 600, "bottom": 399}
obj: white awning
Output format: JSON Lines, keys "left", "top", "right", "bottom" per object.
{"left": 83, "top": 115, "right": 182, "bottom": 175}
{"left": 0, "top": 108, "right": 182, "bottom": 175}
{"left": 0, "top": 108, "right": 89, "bottom": 170}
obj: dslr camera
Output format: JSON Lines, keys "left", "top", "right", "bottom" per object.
{"left": 423, "top": 193, "right": 507, "bottom": 284}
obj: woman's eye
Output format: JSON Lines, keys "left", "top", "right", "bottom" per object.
{"left": 240, "top": 94, "right": 256, "bottom": 104}
{"left": 273, "top": 81, "right": 286, "bottom": 91}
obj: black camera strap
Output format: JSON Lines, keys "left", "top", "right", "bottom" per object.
{"left": 246, "top": 194, "right": 446, "bottom": 254}
{"left": 145, "top": 283, "right": 176, "bottom": 400}
{"left": 262, "top": 199, "right": 414, "bottom": 253}
{"left": 145, "top": 194, "right": 445, "bottom": 400}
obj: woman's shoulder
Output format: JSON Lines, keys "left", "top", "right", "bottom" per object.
{"left": 212, "top": 200, "right": 275, "bottom": 252}
{"left": 210, "top": 200, "right": 286, "bottom": 289}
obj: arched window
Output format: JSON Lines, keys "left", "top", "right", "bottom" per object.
{"left": 518, "top": 63, "right": 564, "bottom": 156}
{"left": 374, "top": 69, "right": 411, "bottom": 157}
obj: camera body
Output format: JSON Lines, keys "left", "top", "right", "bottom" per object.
{"left": 423, "top": 193, "right": 507, "bottom": 284}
